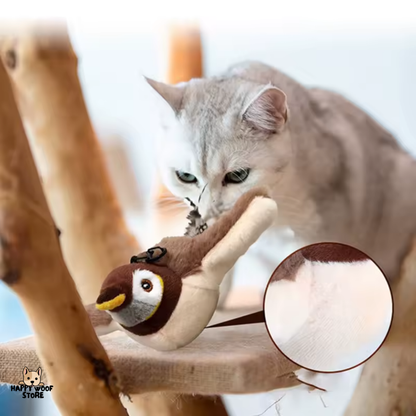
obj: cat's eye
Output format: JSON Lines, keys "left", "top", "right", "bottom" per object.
{"left": 141, "top": 279, "right": 153, "bottom": 292}
{"left": 224, "top": 168, "right": 250, "bottom": 184}
{"left": 27, "top": 377, "right": 30, "bottom": 380}
{"left": 35, "top": 378, "right": 38, "bottom": 380}
{"left": 176, "top": 170, "right": 198, "bottom": 184}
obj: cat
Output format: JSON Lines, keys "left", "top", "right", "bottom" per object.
{"left": 145, "top": 60, "right": 416, "bottom": 291}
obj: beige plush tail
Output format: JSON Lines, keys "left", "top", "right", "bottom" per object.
{"left": 201, "top": 192, "right": 278, "bottom": 283}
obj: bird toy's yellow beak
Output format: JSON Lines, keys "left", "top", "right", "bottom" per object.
{"left": 96, "top": 293, "right": 126, "bottom": 311}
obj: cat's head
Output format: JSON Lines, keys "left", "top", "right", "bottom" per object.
{"left": 147, "top": 75, "right": 291, "bottom": 222}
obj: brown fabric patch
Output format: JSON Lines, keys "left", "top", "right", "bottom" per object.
{"left": 270, "top": 243, "right": 369, "bottom": 283}
{"left": 97, "top": 264, "right": 134, "bottom": 313}
{"left": 85, "top": 303, "right": 113, "bottom": 328}
{"left": 270, "top": 250, "right": 305, "bottom": 282}
{"left": 301, "top": 242, "right": 369, "bottom": 263}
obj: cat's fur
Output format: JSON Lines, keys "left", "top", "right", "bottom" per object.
{"left": 146, "top": 61, "right": 416, "bottom": 281}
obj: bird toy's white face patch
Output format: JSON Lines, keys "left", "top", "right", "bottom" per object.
{"left": 108, "top": 270, "right": 164, "bottom": 328}
{"left": 132, "top": 269, "right": 164, "bottom": 317}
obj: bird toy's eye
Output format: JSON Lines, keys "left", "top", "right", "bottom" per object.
{"left": 141, "top": 279, "right": 153, "bottom": 292}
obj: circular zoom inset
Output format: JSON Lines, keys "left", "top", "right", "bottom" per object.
{"left": 264, "top": 242, "right": 393, "bottom": 373}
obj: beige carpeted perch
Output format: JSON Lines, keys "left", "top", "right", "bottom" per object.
{"left": 0, "top": 309, "right": 300, "bottom": 395}
{"left": 0, "top": 56, "right": 127, "bottom": 415}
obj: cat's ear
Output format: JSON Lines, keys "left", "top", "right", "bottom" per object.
{"left": 145, "top": 77, "right": 185, "bottom": 116}
{"left": 242, "top": 85, "right": 288, "bottom": 134}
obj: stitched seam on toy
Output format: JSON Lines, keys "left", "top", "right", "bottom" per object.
{"left": 182, "top": 281, "right": 218, "bottom": 292}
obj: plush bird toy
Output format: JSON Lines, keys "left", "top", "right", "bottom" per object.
{"left": 85, "top": 187, "right": 277, "bottom": 351}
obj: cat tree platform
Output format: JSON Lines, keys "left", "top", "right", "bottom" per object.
{"left": 0, "top": 308, "right": 300, "bottom": 395}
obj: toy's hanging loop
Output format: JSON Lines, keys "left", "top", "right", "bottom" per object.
{"left": 130, "top": 246, "right": 167, "bottom": 264}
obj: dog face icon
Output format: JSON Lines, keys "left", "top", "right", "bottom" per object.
{"left": 20, "top": 367, "right": 43, "bottom": 386}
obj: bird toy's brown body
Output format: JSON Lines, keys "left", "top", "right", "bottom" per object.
{"left": 88, "top": 188, "right": 277, "bottom": 351}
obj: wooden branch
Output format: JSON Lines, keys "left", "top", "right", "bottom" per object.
{"left": 167, "top": 23, "right": 203, "bottom": 85}
{"left": 0, "top": 24, "right": 139, "bottom": 304}
{"left": 0, "top": 57, "right": 127, "bottom": 415}
{"left": 344, "top": 238, "right": 416, "bottom": 416}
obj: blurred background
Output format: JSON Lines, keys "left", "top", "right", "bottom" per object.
{"left": 0, "top": 3, "right": 415, "bottom": 414}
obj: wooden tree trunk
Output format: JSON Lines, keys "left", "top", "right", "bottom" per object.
{"left": 1, "top": 23, "right": 228, "bottom": 416}
{"left": 344, "top": 239, "right": 416, "bottom": 416}
{"left": 0, "top": 57, "right": 127, "bottom": 416}
{"left": 0, "top": 25, "right": 139, "bottom": 304}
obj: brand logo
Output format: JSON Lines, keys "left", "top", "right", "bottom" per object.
{"left": 10, "top": 367, "right": 53, "bottom": 399}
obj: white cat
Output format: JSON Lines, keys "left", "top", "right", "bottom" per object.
{"left": 145, "top": 61, "right": 416, "bottom": 304}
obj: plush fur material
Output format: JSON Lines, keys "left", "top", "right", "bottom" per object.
{"left": 265, "top": 243, "right": 393, "bottom": 372}
{"left": 90, "top": 188, "right": 277, "bottom": 351}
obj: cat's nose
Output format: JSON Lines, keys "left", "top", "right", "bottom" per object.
{"left": 31, "top": 381, "right": 34, "bottom": 384}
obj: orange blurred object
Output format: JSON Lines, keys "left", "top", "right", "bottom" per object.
{"left": 156, "top": 23, "right": 203, "bottom": 210}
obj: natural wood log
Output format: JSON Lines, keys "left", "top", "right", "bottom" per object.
{"left": 100, "top": 135, "right": 144, "bottom": 214}
{"left": 0, "top": 24, "right": 139, "bottom": 304}
{"left": 0, "top": 23, "right": 144, "bottom": 415}
{"left": 0, "top": 23, "right": 227, "bottom": 416}
{"left": 0, "top": 58, "right": 127, "bottom": 415}
{"left": 344, "top": 238, "right": 416, "bottom": 416}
